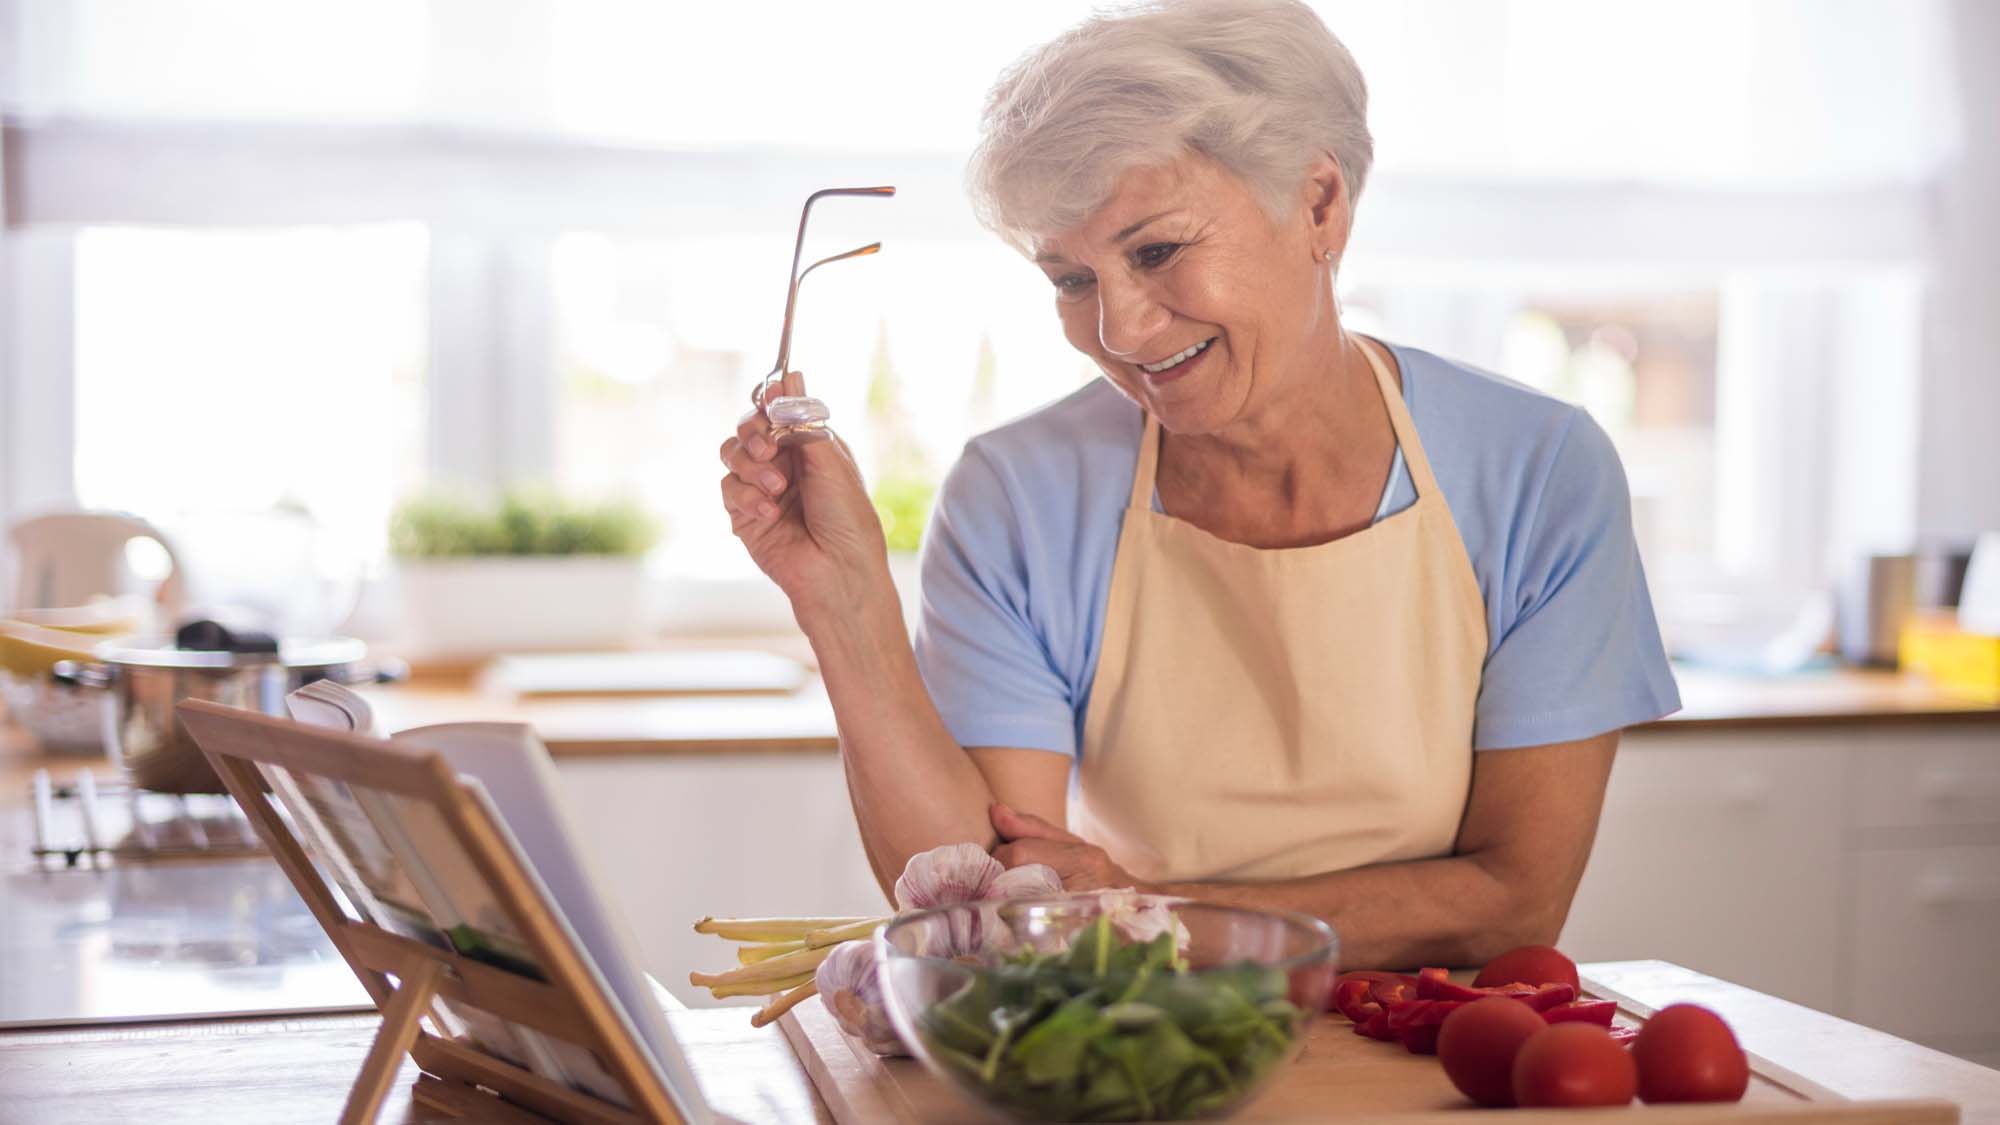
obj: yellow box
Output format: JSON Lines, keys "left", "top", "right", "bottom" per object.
{"left": 1899, "top": 611, "right": 2000, "bottom": 692}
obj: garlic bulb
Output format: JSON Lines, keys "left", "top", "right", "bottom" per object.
{"left": 814, "top": 939, "right": 901, "bottom": 1055}
{"left": 893, "top": 842, "right": 1005, "bottom": 911}
{"left": 893, "top": 840, "right": 1061, "bottom": 911}
{"left": 896, "top": 843, "right": 1065, "bottom": 958}
{"left": 819, "top": 844, "right": 1065, "bottom": 1054}
{"left": 989, "top": 863, "right": 1065, "bottom": 901}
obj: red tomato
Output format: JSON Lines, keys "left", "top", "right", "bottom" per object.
{"left": 1511, "top": 1023, "right": 1638, "bottom": 1108}
{"left": 1631, "top": 1004, "right": 1751, "bottom": 1103}
{"left": 1438, "top": 996, "right": 1549, "bottom": 1107}
{"left": 1473, "top": 944, "right": 1580, "bottom": 992}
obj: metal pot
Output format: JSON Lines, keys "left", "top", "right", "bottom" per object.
{"left": 54, "top": 623, "right": 398, "bottom": 794}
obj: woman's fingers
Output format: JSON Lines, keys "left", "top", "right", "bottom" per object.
{"left": 751, "top": 367, "right": 805, "bottom": 409}
{"left": 735, "top": 401, "right": 779, "bottom": 463}
{"left": 991, "top": 802, "right": 1079, "bottom": 844}
{"left": 718, "top": 436, "right": 788, "bottom": 497}
{"left": 734, "top": 417, "right": 778, "bottom": 463}
{"left": 994, "top": 837, "right": 1129, "bottom": 892}
{"left": 719, "top": 472, "right": 780, "bottom": 524}
{"left": 993, "top": 839, "right": 1066, "bottom": 870}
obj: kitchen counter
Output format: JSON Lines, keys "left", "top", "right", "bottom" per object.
{"left": 0, "top": 723, "right": 370, "bottom": 1027}
{"left": 4, "top": 707, "right": 2000, "bottom": 1120}
{"left": 350, "top": 658, "right": 2000, "bottom": 758}
{"left": 8, "top": 655, "right": 1992, "bottom": 770}
{"left": 2, "top": 961, "right": 1997, "bottom": 1123}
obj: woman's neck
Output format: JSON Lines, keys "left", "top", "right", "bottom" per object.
{"left": 1157, "top": 330, "right": 1398, "bottom": 545}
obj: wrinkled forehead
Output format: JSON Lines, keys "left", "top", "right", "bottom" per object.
{"left": 1028, "top": 158, "right": 1210, "bottom": 263}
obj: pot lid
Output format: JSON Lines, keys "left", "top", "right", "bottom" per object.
{"left": 92, "top": 635, "right": 368, "bottom": 670}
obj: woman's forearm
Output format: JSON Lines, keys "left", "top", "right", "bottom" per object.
{"left": 802, "top": 587, "right": 998, "bottom": 901}
{"left": 1150, "top": 739, "right": 1613, "bottom": 970}
{"left": 1153, "top": 850, "right": 1565, "bottom": 971}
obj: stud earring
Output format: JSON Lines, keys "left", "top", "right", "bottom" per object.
{"left": 1322, "top": 249, "right": 1335, "bottom": 263}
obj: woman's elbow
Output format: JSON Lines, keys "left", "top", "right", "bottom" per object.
{"left": 1471, "top": 862, "right": 1580, "bottom": 959}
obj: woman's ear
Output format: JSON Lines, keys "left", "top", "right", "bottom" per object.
{"left": 1303, "top": 151, "right": 1351, "bottom": 259}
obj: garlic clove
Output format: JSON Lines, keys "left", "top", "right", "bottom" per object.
{"left": 1096, "top": 888, "right": 1192, "bottom": 951}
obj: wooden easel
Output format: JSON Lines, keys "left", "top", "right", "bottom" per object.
{"left": 177, "top": 700, "right": 690, "bottom": 1125}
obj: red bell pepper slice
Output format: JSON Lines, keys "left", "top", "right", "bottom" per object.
{"left": 1353, "top": 1009, "right": 1395, "bottom": 1041}
{"left": 1370, "top": 978, "right": 1417, "bottom": 1007}
{"left": 1384, "top": 997, "right": 1469, "bottom": 1054}
{"left": 1409, "top": 968, "right": 1575, "bottom": 1007}
{"left": 1333, "top": 971, "right": 1418, "bottom": 1013}
{"left": 1543, "top": 999, "right": 1617, "bottom": 1026}
{"left": 1337, "top": 968, "right": 1597, "bottom": 1054}
{"left": 1385, "top": 999, "right": 1432, "bottom": 1033}
{"left": 1332, "top": 979, "right": 1379, "bottom": 1024}
{"left": 1520, "top": 982, "right": 1578, "bottom": 1011}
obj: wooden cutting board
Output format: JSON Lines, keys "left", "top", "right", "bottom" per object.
{"left": 777, "top": 976, "right": 1960, "bottom": 1123}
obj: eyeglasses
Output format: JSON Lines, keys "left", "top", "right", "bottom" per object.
{"left": 755, "top": 185, "right": 897, "bottom": 440}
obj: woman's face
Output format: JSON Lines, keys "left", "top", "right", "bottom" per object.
{"left": 1033, "top": 152, "right": 1337, "bottom": 436}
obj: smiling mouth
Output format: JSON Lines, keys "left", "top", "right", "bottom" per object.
{"left": 1139, "top": 337, "right": 1215, "bottom": 375}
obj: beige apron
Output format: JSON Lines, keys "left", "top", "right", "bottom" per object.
{"left": 1074, "top": 339, "right": 1488, "bottom": 883}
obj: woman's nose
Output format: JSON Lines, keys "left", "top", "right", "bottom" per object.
{"left": 1096, "top": 279, "right": 1170, "bottom": 358}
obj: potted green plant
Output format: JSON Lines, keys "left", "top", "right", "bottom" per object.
{"left": 390, "top": 491, "right": 659, "bottom": 656}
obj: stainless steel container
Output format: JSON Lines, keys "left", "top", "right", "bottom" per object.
{"left": 56, "top": 635, "right": 380, "bottom": 794}
{"left": 1836, "top": 553, "right": 1917, "bottom": 668}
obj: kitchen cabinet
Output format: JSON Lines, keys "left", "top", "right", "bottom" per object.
{"left": 1558, "top": 732, "right": 1847, "bottom": 1012}
{"left": 553, "top": 751, "right": 887, "bottom": 1010}
{"left": 1849, "top": 843, "right": 2000, "bottom": 1041}
{"left": 1563, "top": 721, "right": 2000, "bottom": 1067}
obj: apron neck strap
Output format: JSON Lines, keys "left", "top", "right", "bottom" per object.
{"left": 1356, "top": 336, "right": 1442, "bottom": 503}
{"left": 1130, "top": 411, "right": 1164, "bottom": 510}
{"left": 1127, "top": 335, "right": 1438, "bottom": 511}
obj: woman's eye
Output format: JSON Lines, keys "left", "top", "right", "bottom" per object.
{"left": 1052, "top": 273, "right": 1094, "bottom": 297}
{"left": 1135, "top": 243, "right": 1181, "bottom": 268}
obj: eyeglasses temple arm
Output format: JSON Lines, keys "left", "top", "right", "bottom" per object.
{"left": 769, "top": 187, "right": 896, "bottom": 379}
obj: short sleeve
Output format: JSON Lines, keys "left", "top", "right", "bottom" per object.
{"left": 912, "top": 446, "right": 1080, "bottom": 756}
{"left": 1473, "top": 412, "right": 1681, "bottom": 749}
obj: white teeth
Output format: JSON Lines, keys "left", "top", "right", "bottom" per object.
{"left": 1141, "top": 338, "right": 1212, "bottom": 374}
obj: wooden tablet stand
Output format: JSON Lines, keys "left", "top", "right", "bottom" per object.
{"left": 178, "top": 700, "right": 688, "bottom": 1124}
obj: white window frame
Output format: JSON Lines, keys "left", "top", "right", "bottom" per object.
{"left": 0, "top": 113, "right": 1948, "bottom": 632}
{"left": 1, "top": 229, "right": 78, "bottom": 529}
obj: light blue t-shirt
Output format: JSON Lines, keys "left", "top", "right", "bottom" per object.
{"left": 911, "top": 340, "right": 1682, "bottom": 758}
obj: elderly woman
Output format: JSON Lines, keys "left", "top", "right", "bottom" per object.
{"left": 718, "top": 0, "right": 1678, "bottom": 970}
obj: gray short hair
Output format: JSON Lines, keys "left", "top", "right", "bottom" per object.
{"left": 967, "top": 0, "right": 1373, "bottom": 254}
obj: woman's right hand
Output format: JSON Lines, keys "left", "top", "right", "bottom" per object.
{"left": 719, "top": 371, "right": 893, "bottom": 623}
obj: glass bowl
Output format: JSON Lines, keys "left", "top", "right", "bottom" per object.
{"left": 874, "top": 892, "right": 1337, "bottom": 1122}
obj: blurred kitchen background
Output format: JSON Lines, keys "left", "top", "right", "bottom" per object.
{"left": 2, "top": 0, "right": 1995, "bottom": 654}
{"left": 3, "top": 0, "right": 1999, "bottom": 1070}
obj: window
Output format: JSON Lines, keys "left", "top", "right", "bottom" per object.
{"left": 1501, "top": 294, "right": 1719, "bottom": 575}
{"left": 4, "top": 0, "right": 1976, "bottom": 644}
{"left": 1346, "top": 261, "right": 1925, "bottom": 653}
{"left": 72, "top": 224, "right": 429, "bottom": 564}
{"left": 551, "top": 233, "right": 1094, "bottom": 576}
